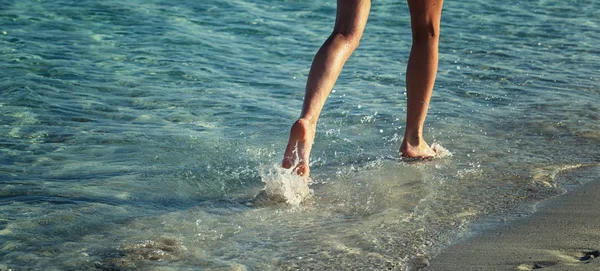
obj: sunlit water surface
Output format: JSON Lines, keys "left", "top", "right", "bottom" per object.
{"left": 1, "top": 0, "right": 599, "bottom": 270}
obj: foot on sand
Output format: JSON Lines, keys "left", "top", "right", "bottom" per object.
{"left": 400, "top": 137, "right": 437, "bottom": 159}
{"left": 282, "top": 118, "right": 315, "bottom": 178}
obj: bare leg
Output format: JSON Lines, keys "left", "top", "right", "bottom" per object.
{"left": 282, "top": 0, "right": 371, "bottom": 177}
{"left": 400, "top": 0, "right": 444, "bottom": 158}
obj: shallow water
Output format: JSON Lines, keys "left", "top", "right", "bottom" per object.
{"left": 1, "top": 0, "right": 599, "bottom": 270}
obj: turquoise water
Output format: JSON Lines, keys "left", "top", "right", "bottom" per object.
{"left": 1, "top": 0, "right": 599, "bottom": 270}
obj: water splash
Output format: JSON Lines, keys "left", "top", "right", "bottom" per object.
{"left": 432, "top": 143, "right": 453, "bottom": 158}
{"left": 257, "top": 164, "right": 312, "bottom": 206}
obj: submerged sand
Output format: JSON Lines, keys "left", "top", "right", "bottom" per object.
{"left": 427, "top": 166, "right": 600, "bottom": 270}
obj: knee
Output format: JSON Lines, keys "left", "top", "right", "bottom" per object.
{"left": 329, "top": 31, "right": 362, "bottom": 52}
{"left": 410, "top": 19, "right": 440, "bottom": 44}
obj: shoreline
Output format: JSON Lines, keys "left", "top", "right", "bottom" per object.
{"left": 426, "top": 166, "right": 600, "bottom": 270}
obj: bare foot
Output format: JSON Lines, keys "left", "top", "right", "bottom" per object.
{"left": 282, "top": 118, "right": 315, "bottom": 177}
{"left": 400, "top": 137, "right": 436, "bottom": 159}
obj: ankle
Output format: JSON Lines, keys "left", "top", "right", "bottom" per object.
{"left": 403, "top": 131, "right": 424, "bottom": 146}
{"left": 297, "top": 116, "right": 317, "bottom": 129}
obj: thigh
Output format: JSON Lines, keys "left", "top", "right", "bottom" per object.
{"left": 407, "top": 0, "right": 443, "bottom": 26}
{"left": 333, "top": 0, "right": 371, "bottom": 37}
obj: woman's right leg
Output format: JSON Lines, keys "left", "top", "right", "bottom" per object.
{"left": 400, "top": 0, "right": 444, "bottom": 158}
{"left": 282, "top": 0, "right": 371, "bottom": 177}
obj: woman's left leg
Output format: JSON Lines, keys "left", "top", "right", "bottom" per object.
{"left": 282, "top": 0, "right": 372, "bottom": 177}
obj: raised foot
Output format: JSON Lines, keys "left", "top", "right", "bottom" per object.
{"left": 400, "top": 138, "right": 437, "bottom": 159}
{"left": 282, "top": 118, "right": 315, "bottom": 178}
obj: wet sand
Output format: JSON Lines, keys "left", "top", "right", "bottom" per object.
{"left": 427, "top": 166, "right": 600, "bottom": 271}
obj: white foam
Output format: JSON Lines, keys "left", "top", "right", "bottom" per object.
{"left": 432, "top": 143, "right": 453, "bottom": 158}
{"left": 259, "top": 164, "right": 312, "bottom": 206}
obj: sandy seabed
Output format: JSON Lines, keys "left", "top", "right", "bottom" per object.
{"left": 427, "top": 166, "right": 600, "bottom": 271}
